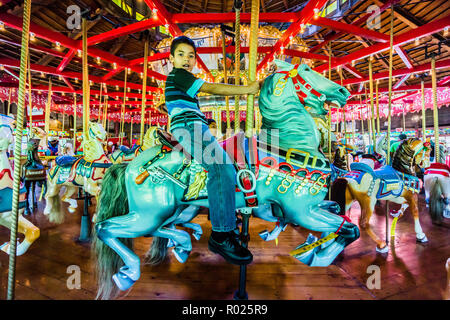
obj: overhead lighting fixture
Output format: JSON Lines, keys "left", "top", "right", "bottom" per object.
{"left": 113, "top": 62, "right": 117, "bottom": 69}
{"left": 415, "top": 38, "right": 419, "bottom": 45}
{"left": 314, "top": 8, "right": 319, "bottom": 19}
{"left": 77, "top": 50, "right": 82, "bottom": 57}
{"left": 96, "top": 56, "right": 101, "bottom": 64}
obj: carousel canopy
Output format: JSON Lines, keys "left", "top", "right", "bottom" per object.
{"left": 0, "top": 0, "right": 449, "bottom": 123}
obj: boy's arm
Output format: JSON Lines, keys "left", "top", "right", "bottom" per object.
{"left": 199, "top": 80, "right": 260, "bottom": 96}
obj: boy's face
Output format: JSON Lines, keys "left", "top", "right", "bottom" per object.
{"left": 170, "top": 43, "right": 196, "bottom": 72}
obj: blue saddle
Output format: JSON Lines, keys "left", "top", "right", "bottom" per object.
{"left": 120, "top": 144, "right": 139, "bottom": 155}
{"left": 56, "top": 155, "right": 78, "bottom": 167}
{"left": 349, "top": 162, "right": 374, "bottom": 175}
{"left": 0, "top": 187, "right": 27, "bottom": 213}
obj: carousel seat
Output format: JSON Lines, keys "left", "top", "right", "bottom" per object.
{"left": 373, "top": 165, "right": 400, "bottom": 184}
{"left": 55, "top": 155, "right": 78, "bottom": 167}
{"left": 119, "top": 144, "right": 139, "bottom": 155}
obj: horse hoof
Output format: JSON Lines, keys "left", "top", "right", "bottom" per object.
{"left": 389, "top": 210, "right": 401, "bottom": 218}
{"left": 259, "top": 230, "right": 269, "bottom": 241}
{"left": 0, "top": 242, "right": 9, "bottom": 254}
{"left": 416, "top": 234, "right": 428, "bottom": 243}
{"left": 172, "top": 247, "right": 190, "bottom": 263}
{"left": 68, "top": 207, "right": 76, "bottom": 213}
{"left": 112, "top": 273, "right": 136, "bottom": 291}
{"left": 192, "top": 232, "right": 202, "bottom": 241}
{"left": 167, "top": 239, "right": 177, "bottom": 248}
{"left": 376, "top": 245, "right": 389, "bottom": 253}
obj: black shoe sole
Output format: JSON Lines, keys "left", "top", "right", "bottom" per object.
{"left": 208, "top": 241, "right": 253, "bottom": 266}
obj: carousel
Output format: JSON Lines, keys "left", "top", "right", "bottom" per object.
{"left": 0, "top": 0, "right": 449, "bottom": 302}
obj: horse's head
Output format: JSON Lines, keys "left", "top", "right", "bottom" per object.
{"left": 0, "top": 115, "right": 14, "bottom": 152}
{"left": 394, "top": 138, "right": 430, "bottom": 172}
{"left": 29, "top": 127, "right": 47, "bottom": 140}
{"left": 142, "top": 126, "right": 162, "bottom": 150}
{"left": 261, "top": 60, "right": 350, "bottom": 116}
{"left": 88, "top": 122, "right": 107, "bottom": 143}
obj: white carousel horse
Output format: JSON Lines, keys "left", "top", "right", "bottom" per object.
{"left": 0, "top": 115, "right": 40, "bottom": 255}
{"left": 424, "top": 144, "right": 450, "bottom": 226}
{"left": 44, "top": 121, "right": 112, "bottom": 224}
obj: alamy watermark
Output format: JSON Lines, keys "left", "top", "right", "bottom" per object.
{"left": 66, "top": 264, "right": 81, "bottom": 290}
{"left": 366, "top": 5, "right": 382, "bottom": 30}
{"left": 366, "top": 264, "right": 381, "bottom": 289}
{"left": 66, "top": 5, "right": 81, "bottom": 30}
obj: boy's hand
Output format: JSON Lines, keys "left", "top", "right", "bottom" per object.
{"left": 247, "top": 81, "right": 260, "bottom": 95}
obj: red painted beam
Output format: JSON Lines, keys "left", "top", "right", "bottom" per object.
{"left": 342, "top": 65, "right": 364, "bottom": 78}
{"left": 57, "top": 49, "right": 76, "bottom": 72}
{"left": 0, "top": 57, "right": 163, "bottom": 93}
{"left": 394, "top": 46, "right": 414, "bottom": 69}
{"left": 171, "top": 12, "right": 301, "bottom": 24}
{"left": 438, "top": 75, "right": 450, "bottom": 85}
{"left": 341, "top": 58, "right": 450, "bottom": 86}
{"left": 312, "top": 17, "right": 389, "bottom": 42}
{"left": 102, "top": 67, "right": 126, "bottom": 82}
{"left": 393, "top": 74, "right": 410, "bottom": 89}
{"left": 257, "top": 0, "right": 329, "bottom": 73}
{"left": 62, "top": 77, "right": 75, "bottom": 92}
{"left": 315, "top": 15, "right": 450, "bottom": 73}
{"left": 309, "top": 0, "right": 401, "bottom": 54}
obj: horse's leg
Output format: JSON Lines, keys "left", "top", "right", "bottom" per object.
{"left": 405, "top": 192, "right": 428, "bottom": 243}
{"left": 24, "top": 180, "right": 31, "bottom": 215}
{"left": 441, "top": 177, "right": 450, "bottom": 219}
{"left": 31, "top": 181, "right": 36, "bottom": 212}
{"left": 61, "top": 186, "right": 78, "bottom": 213}
{"left": 15, "top": 214, "right": 40, "bottom": 255}
{"left": 95, "top": 210, "right": 172, "bottom": 290}
{"left": 292, "top": 204, "right": 360, "bottom": 267}
{"left": 359, "top": 194, "right": 388, "bottom": 252}
{"left": 173, "top": 205, "right": 203, "bottom": 241}
{"left": 152, "top": 227, "right": 192, "bottom": 263}
{"left": 255, "top": 204, "right": 288, "bottom": 242}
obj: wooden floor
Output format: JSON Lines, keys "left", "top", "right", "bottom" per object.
{"left": 0, "top": 189, "right": 449, "bottom": 300}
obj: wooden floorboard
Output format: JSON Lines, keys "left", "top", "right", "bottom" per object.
{"left": 0, "top": 190, "right": 448, "bottom": 300}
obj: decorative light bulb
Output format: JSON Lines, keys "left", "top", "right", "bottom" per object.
{"left": 0, "top": 21, "right": 5, "bottom": 31}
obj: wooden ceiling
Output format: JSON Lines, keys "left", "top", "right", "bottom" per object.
{"left": 0, "top": 0, "right": 449, "bottom": 111}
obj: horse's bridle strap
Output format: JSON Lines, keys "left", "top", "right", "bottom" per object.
{"left": 277, "top": 65, "right": 324, "bottom": 104}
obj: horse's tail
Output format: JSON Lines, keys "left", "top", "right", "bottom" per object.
{"left": 429, "top": 177, "right": 443, "bottom": 225}
{"left": 92, "top": 163, "right": 132, "bottom": 300}
{"left": 45, "top": 171, "right": 63, "bottom": 224}
{"left": 144, "top": 236, "right": 169, "bottom": 266}
{"left": 331, "top": 178, "right": 349, "bottom": 216}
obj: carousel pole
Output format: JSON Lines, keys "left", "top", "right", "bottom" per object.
{"left": 119, "top": 70, "right": 127, "bottom": 146}
{"left": 364, "top": 83, "right": 373, "bottom": 151}
{"left": 98, "top": 81, "right": 103, "bottom": 124}
{"left": 359, "top": 94, "right": 365, "bottom": 148}
{"left": 140, "top": 36, "right": 149, "bottom": 146}
{"left": 7, "top": 0, "right": 31, "bottom": 300}
{"left": 328, "top": 44, "right": 332, "bottom": 200}
{"left": 44, "top": 77, "right": 52, "bottom": 145}
{"left": 376, "top": 80, "right": 380, "bottom": 135}
{"left": 7, "top": 88, "right": 12, "bottom": 115}
{"left": 385, "top": 5, "right": 395, "bottom": 248}
{"left": 78, "top": 16, "right": 92, "bottom": 243}
{"left": 352, "top": 108, "right": 355, "bottom": 145}
{"left": 234, "top": 0, "right": 258, "bottom": 301}
{"left": 421, "top": 79, "right": 427, "bottom": 142}
{"left": 73, "top": 93, "right": 77, "bottom": 152}
{"left": 369, "top": 58, "right": 376, "bottom": 146}
{"left": 234, "top": 0, "right": 242, "bottom": 134}
{"left": 221, "top": 26, "right": 231, "bottom": 131}
{"left": 431, "top": 55, "right": 440, "bottom": 163}
{"left": 27, "top": 55, "right": 33, "bottom": 129}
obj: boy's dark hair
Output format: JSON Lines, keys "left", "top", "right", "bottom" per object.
{"left": 206, "top": 118, "right": 216, "bottom": 125}
{"left": 170, "top": 36, "right": 196, "bottom": 56}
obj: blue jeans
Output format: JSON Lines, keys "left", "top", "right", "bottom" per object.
{"left": 171, "top": 121, "right": 236, "bottom": 232}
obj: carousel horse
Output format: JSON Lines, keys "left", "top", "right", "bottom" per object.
{"left": 367, "top": 133, "right": 388, "bottom": 164}
{"left": 331, "top": 138, "right": 431, "bottom": 252}
{"left": 0, "top": 117, "right": 40, "bottom": 255}
{"left": 22, "top": 136, "right": 47, "bottom": 215}
{"left": 44, "top": 121, "right": 111, "bottom": 224}
{"left": 59, "top": 140, "right": 75, "bottom": 156}
{"left": 93, "top": 61, "right": 360, "bottom": 299}
{"left": 424, "top": 144, "right": 450, "bottom": 226}
{"left": 110, "top": 126, "right": 161, "bottom": 164}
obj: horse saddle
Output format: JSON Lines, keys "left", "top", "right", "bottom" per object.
{"left": 0, "top": 186, "right": 27, "bottom": 213}
{"left": 424, "top": 162, "right": 450, "bottom": 177}
{"left": 119, "top": 144, "right": 140, "bottom": 155}
{"left": 55, "top": 155, "right": 78, "bottom": 167}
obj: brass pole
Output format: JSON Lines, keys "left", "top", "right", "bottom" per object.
{"left": 82, "top": 18, "right": 90, "bottom": 144}
{"left": 369, "top": 58, "right": 376, "bottom": 146}
{"left": 376, "top": 80, "right": 380, "bottom": 135}
{"left": 120, "top": 70, "right": 127, "bottom": 145}
{"left": 221, "top": 28, "right": 231, "bottom": 131}
{"left": 421, "top": 80, "right": 426, "bottom": 142}
{"left": 234, "top": 5, "right": 242, "bottom": 133}
{"left": 73, "top": 93, "right": 77, "bottom": 152}
{"left": 244, "top": 0, "right": 259, "bottom": 138}
{"left": 7, "top": 0, "right": 31, "bottom": 300}
{"left": 431, "top": 55, "right": 440, "bottom": 163}
{"left": 140, "top": 38, "right": 149, "bottom": 145}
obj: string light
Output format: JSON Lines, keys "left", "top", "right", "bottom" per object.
{"left": 314, "top": 8, "right": 319, "bottom": 19}
{"left": 0, "top": 22, "right": 5, "bottom": 31}
{"left": 55, "top": 41, "right": 61, "bottom": 50}
{"left": 415, "top": 38, "right": 419, "bottom": 45}
{"left": 30, "top": 32, "right": 35, "bottom": 42}
{"left": 96, "top": 56, "right": 101, "bottom": 64}
{"left": 113, "top": 62, "right": 117, "bottom": 69}
{"left": 74, "top": 78, "right": 78, "bottom": 83}
{"left": 115, "top": 85, "right": 119, "bottom": 90}
{"left": 445, "top": 27, "right": 448, "bottom": 37}
{"left": 77, "top": 50, "right": 82, "bottom": 57}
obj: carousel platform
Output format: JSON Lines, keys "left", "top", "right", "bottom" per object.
{"left": 0, "top": 190, "right": 448, "bottom": 300}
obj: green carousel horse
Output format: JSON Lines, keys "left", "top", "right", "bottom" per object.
{"left": 110, "top": 126, "right": 162, "bottom": 164}
{"left": 44, "top": 122, "right": 111, "bottom": 224}
{"left": 93, "top": 61, "right": 360, "bottom": 299}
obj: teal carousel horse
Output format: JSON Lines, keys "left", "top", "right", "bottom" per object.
{"left": 93, "top": 61, "right": 360, "bottom": 299}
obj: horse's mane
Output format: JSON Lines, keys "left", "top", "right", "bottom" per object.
{"left": 392, "top": 138, "right": 417, "bottom": 175}
{"left": 333, "top": 147, "right": 347, "bottom": 170}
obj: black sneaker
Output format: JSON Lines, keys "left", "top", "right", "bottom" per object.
{"left": 208, "top": 232, "right": 253, "bottom": 265}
